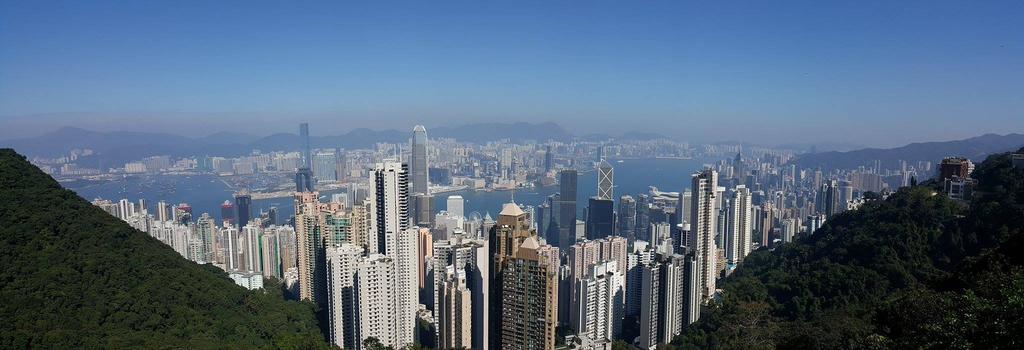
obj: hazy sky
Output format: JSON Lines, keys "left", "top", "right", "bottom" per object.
{"left": 1, "top": 0, "right": 1021, "bottom": 147}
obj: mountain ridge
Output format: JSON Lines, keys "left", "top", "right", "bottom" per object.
{"left": 0, "top": 148, "right": 331, "bottom": 348}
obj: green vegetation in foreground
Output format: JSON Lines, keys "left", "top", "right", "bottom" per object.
{"left": 673, "top": 148, "right": 1024, "bottom": 350}
{"left": 0, "top": 149, "right": 331, "bottom": 349}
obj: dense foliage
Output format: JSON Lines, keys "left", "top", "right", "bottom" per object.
{"left": 0, "top": 149, "right": 331, "bottom": 349}
{"left": 675, "top": 148, "right": 1024, "bottom": 350}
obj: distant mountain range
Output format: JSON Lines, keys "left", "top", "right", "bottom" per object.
{"left": 789, "top": 133, "right": 1024, "bottom": 170}
{"left": 0, "top": 122, "right": 608, "bottom": 168}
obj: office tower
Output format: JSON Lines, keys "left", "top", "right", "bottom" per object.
{"left": 586, "top": 197, "right": 615, "bottom": 240}
{"left": 412, "top": 193, "right": 434, "bottom": 227}
{"left": 235, "top": 190, "right": 252, "bottom": 230}
{"left": 725, "top": 185, "right": 752, "bottom": 265}
{"left": 295, "top": 123, "right": 315, "bottom": 192}
{"left": 618, "top": 195, "right": 636, "bottom": 240}
{"left": 370, "top": 161, "right": 410, "bottom": 255}
{"left": 556, "top": 170, "right": 578, "bottom": 250}
{"left": 817, "top": 180, "right": 839, "bottom": 217}
{"left": 411, "top": 125, "right": 430, "bottom": 195}
{"left": 356, "top": 254, "right": 397, "bottom": 348}
{"left": 597, "top": 160, "right": 614, "bottom": 200}
{"left": 294, "top": 191, "right": 325, "bottom": 304}
{"left": 220, "top": 200, "right": 235, "bottom": 227}
{"left": 542, "top": 194, "right": 559, "bottom": 243}
{"left": 266, "top": 207, "right": 279, "bottom": 226}
{"left": 295, "top": 168, "right": 315, "bottom": 192}
{"left": 837, "top": 180, "right": 854, "bottom": 213}
{"left": 690, "top": 169, "right": 718, "bottom": 300}
{"left": 499, "top": 235, "right": 558, "bottom": 350}
{"left": 437, "top": 266, "right": 472, "bottom": 349}
{"left": 313, "top": 151, "right": 339, "bottom": 182}
{"left": 544, "top": 145, "right": 554, "bottom": 173}
{"left": 447, "top": 195, "right": 465, "bottom": 218}
{"left": 636, "top": 194, "right": 650, "bottom": 242}
{"left": 327, "top": 244, "right": 364, "bottom": 350}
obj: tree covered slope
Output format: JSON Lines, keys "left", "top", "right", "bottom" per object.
{"left": 0, "top": 149, "right": 330, "bottom": 349}
{"left": 676, "top": 148, "right": 1024, "bottom": 350}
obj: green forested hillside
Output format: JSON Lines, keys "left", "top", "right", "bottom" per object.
{"left": 0, "top": 149, "right": 331, "bottom": 349}
{"left": 676, "top": 148, "right": 1024, "bottom": 350}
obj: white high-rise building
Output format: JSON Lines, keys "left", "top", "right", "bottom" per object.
{"left": 689, "top": 169, "right": 719, "bottom": 300}
{"left": 326, "top": 244, "right": 364, "bottom": 350}
{"left": 369, "top": 161, "right": 416, "bottom": 348}
{"left": 447, "top": 195, "right": 465, "bottom": 218}
{"left": 725, "top": 185, "right": 752, "bottom": 265}
{"left": 369, "top": 161, "right": 409, "bottom": 255}
{"left": 571, "top": 261, "right": 624, "bottom": 342}
{"left": 393, "top": 227, "right": 418, "bottom": 348}
{"left": 356, "top": 254, "right": 397, "bottom": 348}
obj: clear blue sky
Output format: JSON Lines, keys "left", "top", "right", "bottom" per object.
{"left": 1, "top": 0, "right": 1021, "bottom": 146}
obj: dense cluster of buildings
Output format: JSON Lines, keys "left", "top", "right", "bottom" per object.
{"left": 87, "top": 122, "right": 996, "bottom": 349}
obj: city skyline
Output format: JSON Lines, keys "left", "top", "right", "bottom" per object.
{"left": 2, "top": 1, "right": 1022, "bottom": 146}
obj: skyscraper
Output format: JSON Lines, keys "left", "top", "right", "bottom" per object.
{"left": 597, "top": 160, "right": 614, "bottom": 200}
{"left": 326, "top": 243, "right": 364, "bottom": 350}
{"left": 618, "top": 195, "right": 637, "bottom": 241}
{"left": 235, "top": 190, "right": 252, "bottom": 229}
{"left": 220, "top": 200, "right": 235, "bottom": 227}
{"left": 571, "top": 261, "right": 624, "bottom": 342}
{"left": 356, "top": 254, "right": 398, "bottom": 347}
{"left": 818, "top": 180, "right": 839, "bottom": 217}
{"left": 447, "top": 195, "right": 465, "bottom": 218}
{"left": 294, "top": 191, "right": 325, "bottom": 305}
{"left": 370, "top": 161, "right": 410, "bottom": 255}
{"left": 489, "top": 201, "right": 557, "bottom": 350}
{"left": 499, "top": 235, "right": 558, "bottom": 350}
{"left": 295, "top": 123, "right": 315, "bottom": 192}
{"left": 690, "top": 169, "right": 719, "bottom": 300}
{"left": 411, "top": 125, "right": 429, "bottom": 195}
{"left": 586, "top": 197, "right": 615, "bottom": 240}
{"left": 369, "top": 160, "right": 417, "bottom": 348}
{"left": 313, "top": 151, "right": 339, "bottom": 183}
{"left": 725, "top": 185, "right": 752, "bottom": 265}
{"left": 544, "top": 145, "right": 554, "bottom": 173}
{"left": 557, "top": 169, "right": 578, "bottom": 250}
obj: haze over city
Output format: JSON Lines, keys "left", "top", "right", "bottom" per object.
{"left": 2, "top": 1, "right": 1022, "bottom": 146}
